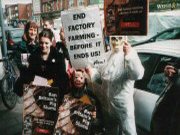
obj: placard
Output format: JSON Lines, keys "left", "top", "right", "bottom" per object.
{"left": 23, "top": 85, "right": 59, "bottom": 135}
{"left": 61, "top": 6, "right": 106, "bottom": 68}
{"left": 54, "top": 94, "right": 95, "bottom": 135}
{"left": 104, "top": 0, "right": 148, "bottom": 35}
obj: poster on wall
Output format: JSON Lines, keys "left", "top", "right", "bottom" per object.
{"left": 104, "top": 0, "right": 148, "bottom": 36}
{"left": 61, "top": 6, "right": 107, "bottom": 68}
{"left": 23, "top": 84, "right": 59, "bottom": 135}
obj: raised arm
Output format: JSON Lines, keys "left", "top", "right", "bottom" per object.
{"left": 124, "top": 42, "right": 144, "bottom": 80}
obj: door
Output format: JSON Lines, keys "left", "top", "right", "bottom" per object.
{"left": 134, "top": 53, "right": 178, "bottom": 135}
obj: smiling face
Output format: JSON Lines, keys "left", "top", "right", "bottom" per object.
{"left": 39, "top": 37, "right": 52, "bottom": 55}
{"left": 73, "top": 71, "right": 85, "bottom": 89}
{"left": 28, "top": 27, "right": 38, "bottom": 42}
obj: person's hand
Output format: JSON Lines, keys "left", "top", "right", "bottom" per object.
{"left": 60, "top": 27, "right": 66, "bottom": 43}
{"left": 85, "top": 65, "right": 93, "bottom": 77}
{"left": 91, "top": 111, "right": 96, "bottom": 119}
{"left": 164, "top": 65, "right": 176, "bottom": 77}
{"left": 123, "top": 41, "right": 131, "bottom": 56}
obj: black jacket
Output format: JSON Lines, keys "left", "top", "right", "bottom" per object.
{"left": 29, "top": 47, "right": 69, "bottom": 94}
{"left": 14, "top": 39, "right": 39, "bottom": 73}
{"left": 151, "top": 58, "right": 180, "bottom": 135}
{"left": 56, "top": 42, "right": 72, "bottom": 66}
{"left": 14, "top": 47, "right": 69, "bottom": 99}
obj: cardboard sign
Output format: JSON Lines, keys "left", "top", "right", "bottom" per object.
{"left": 61, "top": 6, "right": 106, "bottom": 68}
{"left": 104, "top": 0, "right": 148, "bottom": 35}
{"left": 23, "top": 85, "right": 59, "bottom": 135}
{"left": 54, "top": 94, "right": 95, "bottom": 135}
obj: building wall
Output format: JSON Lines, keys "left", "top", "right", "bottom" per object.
{"left": 40, "top": 0, "right": 90, "bottom": 19}
{"left": 18, "top": 4, "right": 28, "bottom": 19}
{"left": 5, "top": 4, "right": 32, "bottom": 20}
{"left": 26, "top": 4, "right": 33, "bottom": 20}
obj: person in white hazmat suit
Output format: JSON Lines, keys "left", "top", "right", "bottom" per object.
{"left": 86, "top": 36, "right": 144, "bottom": 135}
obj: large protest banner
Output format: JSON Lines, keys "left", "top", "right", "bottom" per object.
{"left": 61, "top": 6, "right": 106, "bottom": 68}
{"left": 104, "top": 0, "right": 148, "bottom": 36}
{"left": 23, "top": 84, "right": 59, "bottom": 135}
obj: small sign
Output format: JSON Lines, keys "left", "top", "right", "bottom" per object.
{"left": 104, "top": 0, "right": 148, "bottom": 35}
{"left": 54, "top": 94, "right": 95, "bottom": 134}
{"left": 23, "top": 85, "right": 59, "bottom": 135}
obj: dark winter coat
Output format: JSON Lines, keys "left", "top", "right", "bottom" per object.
{"left": 28, "top": 47, "right": 69, "bottom": 91}
{"left": 14, "top": 47, "right": 69, "bottom": 99}
{"left": 151, "top": 58, "right": 180, "bottom": 135}
{"left": 56, "top": 41, "right": 71, "bottom": 66}
{"left": 14, "top": 39, "right": 39, "bottom": 73}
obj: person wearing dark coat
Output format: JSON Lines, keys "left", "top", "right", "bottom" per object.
{"left": 14, "top": 21, "right": 39, "bottom": 96}
{"left": 27, "top": 46, "right": 69, "bottom": 97}
{"left": 56, "top": 27, "right": 71, "bottom": 66}
{"left": 151, "top": 58, "right": 180, "bottom": 135}
{"left": 14, "top": 29, "right": 69, "bottom": 99}
{"left": 56, "top": 27, "right": 73, "bottom": 81}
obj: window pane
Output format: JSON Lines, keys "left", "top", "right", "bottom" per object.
{"left": 147, "top": 56, "right": 177, "bottom": 95}
{"left": 135, "top": 53, "right": 159, "bottom": 90}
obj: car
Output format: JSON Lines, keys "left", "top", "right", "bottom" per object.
{"left": 5, "top": 28, "right": 24, "bottom": 49}
{"left": 133, "top": 40, "right": 180, "bottom": 135}
{"left": 132, "top": 27, "right": 180, "bottom": 46}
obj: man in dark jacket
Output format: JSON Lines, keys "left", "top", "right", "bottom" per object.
{"left": 151, "top": 58, "right": 180, "bottom": 135}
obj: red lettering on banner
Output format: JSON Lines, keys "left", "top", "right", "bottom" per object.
{"left": 120, "top": 22, "right": 140, "bottom": 28}
{"left": 35, "top": 127, "right": 50, "bottom": 134}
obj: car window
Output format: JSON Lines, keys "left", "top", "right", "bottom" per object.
{"left": 135, "top": 54, "right": 178, "bottom": 95}
{"left": 147, "top": 56, "right": 178, "bottom": 94}
{"left": 10, "top": 29, "right": 24, "bottom": 38}
{"left": 135, "top": 53, "right": 160, "bottom": 90}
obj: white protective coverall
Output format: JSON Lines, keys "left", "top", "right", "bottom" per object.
{"left": 90, "top": 48, "right": 144, "bottom": 135}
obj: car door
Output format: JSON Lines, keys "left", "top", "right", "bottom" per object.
{"left": 134, "top": 53, "right": 178, "bottom": 135}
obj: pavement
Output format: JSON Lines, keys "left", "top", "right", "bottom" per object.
{"left": 0, "top": 96, "right": 23, "bottom": 135}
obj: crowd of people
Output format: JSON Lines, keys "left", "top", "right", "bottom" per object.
{"left": 12, "top": 18, "right": 180, "bottom": 135}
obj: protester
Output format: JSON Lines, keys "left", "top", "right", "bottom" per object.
{"left": 43, "top": 18, "right": 60, "bottom": 45}
{"left": 86, "top": 36, "right": 144, "bottom": 135}
{"left": 15, "top": 28, "right": 69, "bottom": 99}
{"left": 55, "top": 69, "right": 104, "bottom": 135}
{"left": 14, "top": 20, "right": 39, "bottom": 96}
{"left": 28, "top": 28, "right": 69, "bottom": 92}
{"left": 151, "top": 58, "right": 180, "bottom": 135}
{"left": 56, "top": 27, "right": 73, "bottom": 79}
{"left": 56, "top": 27, "right": 70, "bottom": 63}
{"left": 21, "top": 29, "right": 70, "bottom": 135}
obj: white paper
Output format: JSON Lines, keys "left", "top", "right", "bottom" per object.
{"left": 32, "top": 75, "right": 50, "bottom": 87}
